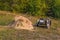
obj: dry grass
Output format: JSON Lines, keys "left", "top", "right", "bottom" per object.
{"left": 0, "top": 11, "right": 59, "bottom": 40}
{"left": 0, "top": 11, "right": 14, "bottom": 26}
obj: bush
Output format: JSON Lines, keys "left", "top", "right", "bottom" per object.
{"left": 0, "top": 0, "right": 46, "bottom": 16}
{"left": 54, "top": 0, "right": 60, "bottom": 18}
{"left": 0, "top": 0, "right": 60, "bottom": 18}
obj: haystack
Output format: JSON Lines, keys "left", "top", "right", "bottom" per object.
{"left": 13, "top": 15, "right": 34, "bottom": 30}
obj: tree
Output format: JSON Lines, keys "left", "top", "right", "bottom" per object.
{"left": 45, "top": 0, "right": 55, "bottom": 17}
{"left": 54, "top": 0, "right": 60, "bottom": 18}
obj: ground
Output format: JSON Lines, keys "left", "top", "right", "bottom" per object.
{"left": 0, "top": 11, "right": 60, "bottom": 40}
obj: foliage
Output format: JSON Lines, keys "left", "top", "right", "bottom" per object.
{"left": 0, "top": 0, "right": 60, "bottom": 18}
{"left": 0, "top": 0, "right": 46, "bottom": 16}
{"left": 54, "top": 0, "right": 60, "bottom": 18}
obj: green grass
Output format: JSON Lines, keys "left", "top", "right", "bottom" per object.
{"left": 0, "top": 14, "right": 14, "bottom": 26}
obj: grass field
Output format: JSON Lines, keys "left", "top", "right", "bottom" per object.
{"left": 0, "top": 11, "right": 60, "bottom": 40}
{"left": 0, "top": 13, "right": 14, "bottom": 26}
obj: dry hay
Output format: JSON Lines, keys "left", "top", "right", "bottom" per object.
{"left": 9, "top": 15, "right": 34, "bottom": 31}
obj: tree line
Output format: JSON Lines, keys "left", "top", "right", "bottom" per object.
{"left": 0, "top": 0, "right": 60, "bottom": 18}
